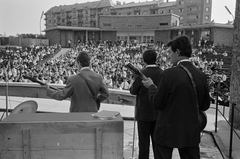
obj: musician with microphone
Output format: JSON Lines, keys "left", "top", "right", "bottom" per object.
{"left": 142, "top": 36, "right": 210, "bottom": 159}
{"left": 42, "top": 51, "right": 109, "bottom": 112}
{"left": 129, "top": 50, "right": 163, "bottom": 159}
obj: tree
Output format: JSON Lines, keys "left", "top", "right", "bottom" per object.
{"left": 230, "top": 0, "right": 240, "bottom": 129}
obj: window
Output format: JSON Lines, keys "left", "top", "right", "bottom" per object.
{"left": 135, "top": 12, "right": 140, "bottom": 15}
{"left": 205, "top": 15, "right": 209, "bottom": 19}
{"left": 150, "top": 10, "right": 158, "bottom": 14}
{"left": 143, "top": 11, "right": 148, "bottom": 15}
{"left": 187, "top": 14, "right": 199, "bottom": 20}
{"left": 206, "top": 7, "right": 209, "bottom": 12}
{"left": 169, "top": 9, "right": 173, "bottom": 13}
{"left": 103, "top": 23, "right": 111, "bottom": 27}
{"left": 179, "top": 8, "right": 184, "bottom": 12}
{"left": 180, "top": 16, "right": 183, "bottom": 20}
{"left": 206, "top": 0, "right": 210, "bottom": 3}
{"left": 160, "top": 10, "right": 165, "bottom": 14}
{"left": 143, "top": 36, "right": 154, "bottom": 43}
{"left": 179, "top": 1, "right": 184, "bottom": 5}
{"left": 189, "top": 7, "right": 199, "bottom": 12}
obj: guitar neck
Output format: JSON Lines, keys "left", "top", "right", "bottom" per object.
{"left": 23, "top": 75, "right": 61, "bottom": 91}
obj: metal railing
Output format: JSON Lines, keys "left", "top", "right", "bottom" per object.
{"left": 212, "top": 82, "right": 240, "bottom": 159}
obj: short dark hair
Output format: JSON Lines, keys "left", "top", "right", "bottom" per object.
{"left": 167, "top": 36, "right": 192, "bottom": 57}
{"left": 76, "top": 51, "right": 90, "bottom": 67}
{"left": 142, "top": 49, "right": 157, "bottom": 65}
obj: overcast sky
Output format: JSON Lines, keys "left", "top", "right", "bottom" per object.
{"left": 0, "top": 0, "right": 236, "bottom": 36}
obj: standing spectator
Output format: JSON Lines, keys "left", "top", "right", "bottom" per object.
{"left": 68, "top": 39, "right": 71, "bottom": 48}
{"left": 130, "top": 50, "right": 162, "bottom": 159}
{"left": 142, "top": 36, "right": 210, "bottom": 159}
{"left": 120, "top": 77, "right": 130, "bottom": 90}
{"left": 56, "top": 76, "right": 64, "bottom": 84}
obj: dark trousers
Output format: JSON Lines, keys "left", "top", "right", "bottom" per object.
{"left": 137, "top": 120, "right": 156, "bottom": 159}
{"left": 154, "top": 142, "right": 200, "bottom": 159}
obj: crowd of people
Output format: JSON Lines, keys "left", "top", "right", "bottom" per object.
{"left": 0, "top": 40, "right": 230, "bottom": 92}
{"left": 0, "top": 44, "right": 60, "bottom": 82}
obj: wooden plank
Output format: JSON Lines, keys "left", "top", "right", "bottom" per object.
{"left": 95, "top": 127, "right": 102, "bottom": 159}
{"left": 1, "top": 113, "right": 123, "bottom": 123}
{"left": 0, "top": 113, "right": 123, "bottom": 159}
{"left": 22, "top": 129, "right": 31, "bottom": 159}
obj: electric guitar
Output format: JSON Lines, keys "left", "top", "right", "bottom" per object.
{"left": 23, "top": 75, "right": 60, "bottom": 90}
{"left": 199, "top": 111, "right": 207, "bottom": 131}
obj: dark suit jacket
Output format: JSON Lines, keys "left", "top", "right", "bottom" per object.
{"left": 46, "top": 68, "right": 109, "bottom": 112}
{"left": 148, "top": 61, "right": 210, "bottom": 148}
{"left": 130, "top": 66, "right": 162, "bottom": 121}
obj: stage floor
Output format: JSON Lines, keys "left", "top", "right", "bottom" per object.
{"left": 0, "top": 96, "right": 228, "bottom": 159}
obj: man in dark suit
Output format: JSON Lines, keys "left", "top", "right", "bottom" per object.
{"left": 130, "top": 50, "right": 163, "bottom": 159}
{"left": 142, "top": 36, "right": 210, "bottom": 159}
{"left": 43, "top": 51, "right": 109, "bottom": 112}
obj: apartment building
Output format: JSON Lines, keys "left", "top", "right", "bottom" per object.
{"left": 44, "top": 0, "right": 214, "bottom": 47}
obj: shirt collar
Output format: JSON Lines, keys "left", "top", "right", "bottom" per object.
{"left": 80, "top": 67, "right": 90, "bottom": 71}
{"left": 177, "top": 59, "right": 190, "bottom": 65}
{"left": 146, "top": 64, "right": 157, "bottom": 68}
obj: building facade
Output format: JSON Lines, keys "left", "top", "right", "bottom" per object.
{"left": 45, "top": 0, "right": 212, "bottom": 30}
{"left": 44, "top": 0, "right": 232, "bottom": 48}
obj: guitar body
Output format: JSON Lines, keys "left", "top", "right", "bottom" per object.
{"left": 199, "top": 111, "right": 207, "bottom": 131}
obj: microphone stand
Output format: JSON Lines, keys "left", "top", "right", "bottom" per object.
{"left": 5, "top": 76, "right": 9, "bottom": 117}
{"left": 5, "top": 60, "right": 10, "bottom": 117}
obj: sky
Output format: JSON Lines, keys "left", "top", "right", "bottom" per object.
{"left": 0, "top": 0, "right": 236, "bottom": 36}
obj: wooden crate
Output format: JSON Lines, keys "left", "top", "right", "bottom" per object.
{"left": 0, "top": 112, "right": 123, "bottom": 159}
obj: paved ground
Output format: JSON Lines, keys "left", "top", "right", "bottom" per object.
{"left": 0, "top": 96, "right": 240, "bottom": 159}
{"left": 123, "top": 120, "right": 223, "bottom": 159}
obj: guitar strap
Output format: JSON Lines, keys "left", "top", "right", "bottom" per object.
{"left": 79, "top": 74, "right": 97, "bottom": 100}
{"left": 178, "top": 64, "right": 200, "bottom": 118}
{"left": 79, "top": 74, "right": 100, "bottom": 110}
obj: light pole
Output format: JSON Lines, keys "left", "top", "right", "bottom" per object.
{"left": 40, "top": 11, "right": 44, "bottom": 45}
{"left": 225, "top": 6, "right": 234, "bottom": 22}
